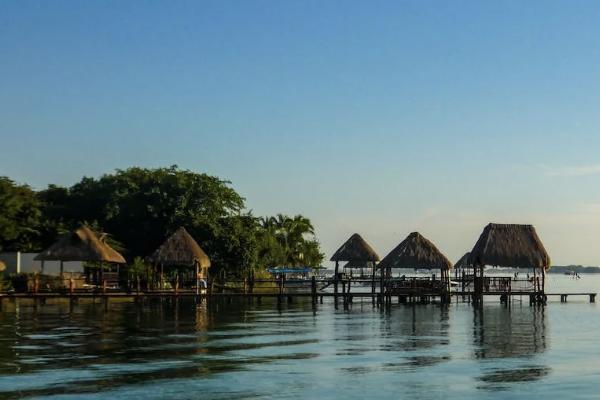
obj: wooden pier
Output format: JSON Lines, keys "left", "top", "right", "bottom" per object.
{"left": 0, "top": 288, "right": 596, "bottom": 307}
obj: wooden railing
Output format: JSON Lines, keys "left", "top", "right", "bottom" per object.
{"left": 459, "top": 276, "right": 537, "bottom": 293}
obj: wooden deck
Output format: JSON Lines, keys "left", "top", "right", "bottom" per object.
{"left": 0, "top": 290, "right": 596, "bottom": 304}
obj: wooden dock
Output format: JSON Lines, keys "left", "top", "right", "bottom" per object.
{"left": 0, "top": 290, "right": 596, "bottom": 306}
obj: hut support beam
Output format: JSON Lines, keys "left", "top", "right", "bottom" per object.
{"left": 334, "top": 261, "right": 339, "bottom": 306}
{"left": 195, "top": 262, "right": 200, "bottom": 296}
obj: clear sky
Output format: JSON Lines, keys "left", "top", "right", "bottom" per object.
{"left": 2, "top": 1, "right": 600, "bottom": 266}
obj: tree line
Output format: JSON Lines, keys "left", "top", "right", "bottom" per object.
{"left": 0, "top": 166, "right": 324, "bottom": 278}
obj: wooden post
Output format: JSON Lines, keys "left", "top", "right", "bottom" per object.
{"left": 541, "top": 267, "right": 546, "bottom": 294}
{"left": 116, "top": 264, "right": 120, "bottom": 288}
{"left": 379, "top": 268, "right": 384, "bottom": 306}
{"left": 195, "top": 262, "right": 200, "bottom": 296}
{"left": 59, "top": 261, "right": 64, "bottom": 280}
{"left": 311, "top": 276, "right": 317, "bottom": 306}
{"left": 371, "top": 262, "right": 376, "bottom": 305}
{"left": 334, "top": 261, "right": 339, "bottom": 305}
{"left": 69, "top": 277, "right": 74, "bottom": 295}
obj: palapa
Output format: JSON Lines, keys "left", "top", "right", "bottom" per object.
{"left": 454, "top": 252, "right": 472, "bottom": 270}
{"left": 35, "top": 225, "right": 125, "bottom": 263}
{"left": 330, "top": 233, "right": 380, "bottom": 262}
{"left": 468, "top": 223, "right": 550, "bottom": 270}
{"left": 147, "top": 227, "right": 210, "bottom": 268}
{"left": 378, "top": 232, "right": 452, "bottom": 270}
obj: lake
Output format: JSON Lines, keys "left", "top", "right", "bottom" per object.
{"left": 0, "top": 274, "right": 599, "bottom": 399}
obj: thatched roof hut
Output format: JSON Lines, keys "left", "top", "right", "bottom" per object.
{"left": 147, "top": 227, "right": 210, "bottom": 268}
{"left": 378, "top": 232, "right": 452, "bottom": 270}
{"left": 468, "top": 223, "right": 550, "bottom": 270}
{"left": 330, "top": 233, "right": 380, "bottom": 262}
{"left": 454, "top": 252, "right": 471, "bottom": 269}
{"left": 35, "top": 225, "right": 126, "bottom": 263}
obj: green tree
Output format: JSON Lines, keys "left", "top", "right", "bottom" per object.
{"left": 1, "top": 167, "right": 325, "bottom": 279}
{"left": 61, "top": 165, "right": 246, "bottom": 258}
{"left": 0, "top": 177, "right": 42, "bottom": 251}
{"left": 256, "top": 214, "right": 324, "bottom": 270}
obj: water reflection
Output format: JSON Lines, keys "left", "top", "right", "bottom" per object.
{"left": 472, "top": 305, "right": 549, "bottom": 390}
{"left": 0, "top": 299, "right": 320, "bottom": 399}
{"left": 379, "top": 305, "right": 451, "bottom": 371}
{"left": 0, "top": 298, "right": 569, "bottom": 399}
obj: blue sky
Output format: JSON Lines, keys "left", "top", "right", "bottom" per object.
{"left": 2, "top": 1, "right": 600, "bottom": 265}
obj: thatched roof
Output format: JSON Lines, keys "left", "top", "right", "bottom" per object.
{"left": 378, "top": 232, "right": 452, "bottom": 270}
{"left": 468, "top": 223, "right": 550, "bottom": 270}
{"left": 35, "top": 225, "right": 126, "bottom": 263}
{"left": 147, "top": 227, "right": 211, "bottom": 268}
{"left": 454, "top": 252, "right": 471, "bottom": 269}
{"left": 330, "top": 233, "right": 380, "bottom": 262}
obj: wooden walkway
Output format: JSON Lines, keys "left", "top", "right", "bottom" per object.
{"left": 0, "top": 291, "right": 596, "bottom": 304}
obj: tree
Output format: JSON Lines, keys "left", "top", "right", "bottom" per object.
{"left": 0, "top": 167, "right": 325, "bottom": 279}
{"left": 57, "top": 165, "right": 246, "bottom": 258}
{"left": 256, "top": 214, "right": 324, "bottom": 270}
{"left": 0, "top": 177, "right": 42, "bottom": 251}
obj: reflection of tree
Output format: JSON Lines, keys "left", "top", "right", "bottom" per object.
{"left": 0, "top": 298, "right": 322, "bottom": 398}
{"left": 473, "top": 305, "right": 549, "bottom": 389}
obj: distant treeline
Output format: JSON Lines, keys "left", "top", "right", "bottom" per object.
{"left": 548, "top": 266, "right": 600, "bottom": 274}
{"left": 0, "top": 166, "right": 324, "bottom": 278}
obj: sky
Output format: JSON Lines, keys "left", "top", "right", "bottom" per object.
{"left": 2, "top": 1, "right": 600, "bottom": 266}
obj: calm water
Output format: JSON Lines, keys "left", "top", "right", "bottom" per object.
{"left": 0, "top": 274, "right": 599, "bottom": 399}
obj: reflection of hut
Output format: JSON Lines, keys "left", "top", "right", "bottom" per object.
{"left": 468, "top": 224, "right": 550, "bottom": 300}
{"left": 473, "top": 306, "right": 548, "bottom": 388}
{"left": 35, "top": 225, "right": 125, "bottom": 286}
{"left": 378, "top": 232, "right": 452, "bottom": 301}
{"left": 147, "top": 227, "right": 211, "bottom": 293}
{"left": 330, "top": 233, "right": 380, "bottom": 297}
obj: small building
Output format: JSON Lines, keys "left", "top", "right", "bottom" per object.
{"left": 330, "top": 233, "right": 380, "bottom": 277}
{"left": 330, "top": 233, "right": 380, "bottom": 298}
{"left": 378, "top": 232, "right": 452, "bottom": 301}
{"left": 147, "top": 227, "right": 211, "bottom": 292}
{"left": 468, "top": 223, "right": 551, "bottom": 300}
{"left": 35, "top": 225, "right": 126, "bottom": 287}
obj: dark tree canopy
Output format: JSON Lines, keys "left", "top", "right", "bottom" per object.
{"left": 0, "top": 166, "right": 324, "bottom": 278}
{"left": 0, "top": 177, "right": 42, "bottom": 252}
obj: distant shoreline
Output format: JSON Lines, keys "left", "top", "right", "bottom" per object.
{"left": 548, "top": 266, "right": 600, "bottom": 274}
